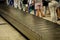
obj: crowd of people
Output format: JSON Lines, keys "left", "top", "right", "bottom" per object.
{"left": 6, "top": 0, "right": 60, "bottom": 23}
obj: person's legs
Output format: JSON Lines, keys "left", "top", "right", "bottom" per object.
{"left": 39, "top": 9, "right": 42, "bottom": 17}
{"left": 36, "top": 9, "right": 39, "bottom": 16}
{"left": 14, "top": 0, "right": 18, "bottom": 8}
{"left": 54, "top": 7, "right": 58, "bottom": 22}
{"left": 34, "top": 9, "right": 36, "bottom": 15}
{"left": 36, "top": 9, "right": 42, "bottom": 17}
{"left": 23, "top": 4, "right": 25, "bottom": 11}
{"left": 6, "top": 0, "right": 9, "bottom": 5}
{"left": 17, "top": 0, "right": 21, "bottom": 9}
{"left": 45, "top": 6, "right": 48, "bottom": 16}
{"left": 43, "top": 6, "right": 47, "bottom": 16}
{"left": 19, "top": 2, "right": 23, "bottom": 10}
{"left": 34, "top": 5, "right": 36, "bottom": 15}
{"left": 43, "top": 6, "right": 45, "bottom": 15}
{"left": 49, "top": 6, "right": 57, "bottom": 23}
{"left": 28, "top": 4, "right": 31, "bottom": 13}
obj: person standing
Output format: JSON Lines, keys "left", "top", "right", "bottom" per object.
{"left": 42, "top": 0, "right": 50, "bottom": 16}
{"left": 56, "top": 0, "right": 60, "bottom": 19}
{"left": 6, "top": 0, "right": 9, "bottom": 5}
{"left": 49, "top": 0, "right": 58, "bottom": 23}
{"left": 23, "top": 0, "right": 28, "bottom": 11}
{"left": 28, "top": 0, "right": 32, "bottom": 13}
{"left": 35, "top": 0, "right": 44, "bottom": 17}
{"left": 17, "top": 0, "right": 20, "bottom": 9}
{"left": 14, "top": 0, "right": 18, "bottom": 8}
{"left": 8, "top": 0, "right": 14, "bottom": 6}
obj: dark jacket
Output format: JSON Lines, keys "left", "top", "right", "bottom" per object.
{"left": 42, "top": 0, "right": 50, "bottom": 6}
{"left": 23, "top": 0, "right": 28, "bottom": 4}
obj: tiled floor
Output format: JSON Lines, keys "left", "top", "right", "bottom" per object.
{"left": 0, "top": 17, "right": 26, "bottom": 40}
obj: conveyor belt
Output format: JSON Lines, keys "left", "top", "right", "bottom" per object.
{"left": 0, "top": 4, "right": 60, "bottom": 40}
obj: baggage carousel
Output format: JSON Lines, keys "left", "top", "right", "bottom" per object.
{"left": 0, "top": 4, "right": 60, "bottom": 40}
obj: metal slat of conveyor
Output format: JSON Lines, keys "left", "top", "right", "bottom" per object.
{"left": 0, "top": 4, "right": 60, "bottom": 40}
{"left": 0, "top": 10, "right": 40, "bottom": 40}
{"left": 0, "top": 5, "right": 40, "bottom": 40}
{"left": 0, "top": 17, "right": 26, "bottom": 40}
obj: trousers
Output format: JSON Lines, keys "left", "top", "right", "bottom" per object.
{"left": 49, "top": 6, "right": 57, "bottom": 23}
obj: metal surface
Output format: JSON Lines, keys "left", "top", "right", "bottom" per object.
{"left": 0, "top": 4, "right": 60, "bottom": 40}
